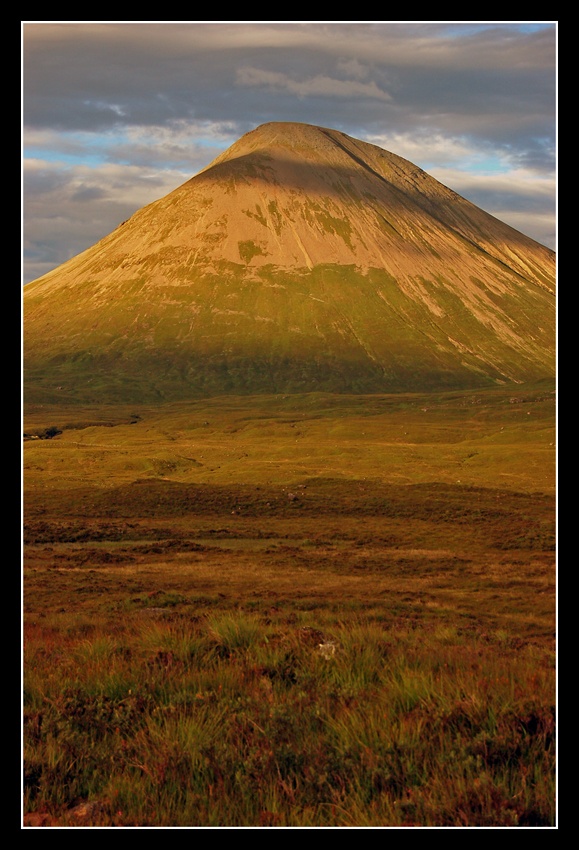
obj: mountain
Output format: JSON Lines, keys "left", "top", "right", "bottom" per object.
{"left": 23, "top": 122, "right": 556, "bottom": 403}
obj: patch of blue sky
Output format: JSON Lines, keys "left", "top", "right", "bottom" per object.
{"left": 24, "top": 130, "right": 117, "bottom": 166}
{"left": 464, "top": 156, "right": 512, "bottom": 173}
{"left": 516, "top": 23, "right": 556, "bottom": 32}
{"left": 419, "top": 153, "right": 511, "bottom": 176}
{"left": 195, "top": 136, "right": 228, "bottom": 149}
{"left": 23, "top": 147, "right": 106, "bottom": 167}
{"left": 439, "top": 22, "right": 555, "bottom": 37}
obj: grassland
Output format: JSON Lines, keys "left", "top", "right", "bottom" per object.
{"left": 22, "top": 384, "right": 556, "bottom": 827}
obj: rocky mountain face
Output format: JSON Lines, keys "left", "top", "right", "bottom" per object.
{"left": 24, "top": 122, "right": 556, "bottom": 402}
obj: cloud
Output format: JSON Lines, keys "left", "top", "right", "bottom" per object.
{"left": 235, "top": 67, "right": 392, "bottom": 101}
{"left": 23, "top": 23, "right": 554, "bottom": 139}
{"left": 365, "top": 131, "right": 479, "bottom": 167}
{"left": 335, "top": 58, "right": 370, "bottom": 80}
{"left": 23, "top": 158, "right": 190, "bottom": 283}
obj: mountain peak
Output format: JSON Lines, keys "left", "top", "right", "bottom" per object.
{"left": 210, "top": 121, "right": 356, "bottom": 155}
{"left": 200, "top": 120, "right": 416, "bottom": 186}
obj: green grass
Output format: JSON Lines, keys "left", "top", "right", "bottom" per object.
{"left": 24, "top": 261, "right": 554, "bottom": 404}
{"left": 23, "top": 384, "right": 555, "bottom": 494}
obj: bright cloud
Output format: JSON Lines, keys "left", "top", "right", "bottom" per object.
{"left": 236, "top": 67, "right": 392, "bottom": 101}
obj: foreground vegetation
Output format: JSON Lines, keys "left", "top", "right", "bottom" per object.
{"left": 23, "top": 387, "right": 556, "bottom": 827}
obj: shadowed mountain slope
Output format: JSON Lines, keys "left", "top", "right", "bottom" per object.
{"left": 24, "top": 122, "right": 556, "bottom": 403}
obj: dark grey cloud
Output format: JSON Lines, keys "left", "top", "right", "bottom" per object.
{"left": 23, "top": 158, "right": 191, "bottom": 282}
{"left": 22, "top": 22, "right": 557, "bottom": 283}
{"left": 70, "top": 186, "right": 107, "bottom": 202}
{"left": 23, "top": 23, "right": 555, "bottom": 144}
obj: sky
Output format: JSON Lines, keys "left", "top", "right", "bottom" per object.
{"left": 22, "top": 21, "right": 557, "bottom": 285}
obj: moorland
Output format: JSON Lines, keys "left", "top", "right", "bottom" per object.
{"left": 23, "top": 383, "right": 556, "bottom": 827}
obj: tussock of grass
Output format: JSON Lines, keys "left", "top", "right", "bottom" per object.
{"left": 208, "top": 612, "right": 263, "bottom": 654}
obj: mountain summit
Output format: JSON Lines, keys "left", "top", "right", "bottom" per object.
{"left": 24, "top": 122, "right": 556, "bottom": 402}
